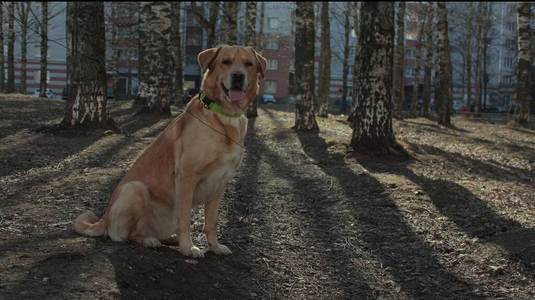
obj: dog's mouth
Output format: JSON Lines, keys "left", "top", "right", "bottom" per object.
{"left": 222, "top": 84, "right": 245, "bottom": 102}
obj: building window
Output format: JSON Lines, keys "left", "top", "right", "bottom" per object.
{"left": 502, "top": 75, "right": 513, "bottom": 85}
{"left": 504, "top": 57, "right": 514, "bottom": 68}
{"left": 265, "top": 80, "right": 277, "bottom": 93}
{"left": 267, "top": 59, "right": 278, "bottom": 71}
{"left": 266, "top": 39, "right": 279, "bottom": 50}
{"left": 186, "top": 35, "right": 201, "bottom": 46}
{"left": 268, "top": 17, "right": 279, "bottom": 29}
{"left": 405, "top": 67, "right": 415, "bottom": 77}
{"left": 506, "top": 22, "right": 515, "bottom": 32}
{"left": 506, "top": 39, "right": 516, "bottom": 50}
{"left": 405, "top": 48, "right": 415, "bottom": 58}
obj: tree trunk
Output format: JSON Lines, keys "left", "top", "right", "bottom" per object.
{"left": 436, "top": 2, "right": 452, "bottom": 127}
{"left": 340, "top": 2, "right": 351, "bottom": 114}
{"left": 317, "top": 2, "right": 331, "bottom": 118}
{"left": 245, "top": 1, "right": 258, "bottom": 118}
{"left": 61, "top": 2, "right": 115, "bottom": 130}
{"left": 411, "top": 12, "right": 425, "bottom": 116}
{"left": 171, "top": 2, "right": 183, "bottom": 106}
{"left": 17, "top": 3, "right": 31, "bottom": 94}
{"left": 465, "top": 2, "right": 474, "bottom": 108}
{"left": 222, "top": 2, "right": 238, "bottom": 44}
{"left": 190, "top": 2, "right": 219, "bottom": 48}
{"left": 348, "top": 2, "right": 360, "bottom": 122}
{"left": 7, "top": 2, "right": 15, "bottom": 93}
{"left": 0, "top": 3, "right": 4, "bottom": 92}
{"left": 136, "top": 2, "right": 173, "bottom": 115}
{"left": 40, "top": 1, "right": 49, "bottom": 98}
{"left": 351, "top": 2, "right": 396, "bottom": 153}
{"left": 474, "top": 2, "right": 486, "bottom": 115}
{"left": 422, "top": 3, "right": 433, "bottom": 117}
{"left": 393, "top": 2, "right": 405, "bottom": 117}
{"left": 511, "top": 2, "right": 532, "bottom": 126}
{"left": 111, "top": 4, "right": 120, "bottom": 100}
{"left": 293, "top": 2, "right": 319, "bottom": 132}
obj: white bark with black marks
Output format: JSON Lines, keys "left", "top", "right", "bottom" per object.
{"left": 511, "top": 2, "right": 532, "bottom": 126}
{"left": 294, "top": 2, "right": 319, "bottom": 132}
{"left": 317, "top": 1, "right": 331, "bottom": 118}
{"left": 351, "top": 2, "right": 396, "bottom": 152}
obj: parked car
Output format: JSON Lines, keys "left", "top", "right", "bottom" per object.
{"left": 261, "top": 94, "right": 276, "bottom": 104}
{"left": 34, "top": 88, "right": 58, "bottom": 99}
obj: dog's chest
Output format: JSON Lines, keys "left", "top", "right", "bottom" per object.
{"left": 193, "top": 146, "right": 244, "bottom": 206}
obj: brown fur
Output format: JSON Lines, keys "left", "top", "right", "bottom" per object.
{"left": 74, "top": 46, "right": 266, "bottom": 257}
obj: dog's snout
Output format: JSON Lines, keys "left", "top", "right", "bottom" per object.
{"left": 231, "top": 73, "right": 245, "bottom": 90}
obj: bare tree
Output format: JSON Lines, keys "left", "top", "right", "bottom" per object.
{"left": 111, "top": 3, "right": 120, "bottom": 100}
{"left": 411, "top": 9, "right": 426, "bottom": 116}
{"left": 136, "top": 2, "right": 173, "bottom": 115}
{"left": 16, "top": 2, "right": 32, "bottom": 94}
{"left": 351, "top": 2, "right": 397, "bottom": 153}
{"left": 7, "top": 2, "right": 15, "bottom": 93}
{"left": 340, "top": 2, "right": 351, "bottom": 114}
{"left": 510, "top": 2, "right": 532, "bottom": 126}
{"left": 348, "top": 2, "right": 360, "bottom": 122}
{"left": 293, "top": 1, "right": 319, "bottom": 131}
{"left": 245, "top": 1, "right": 258, "bottom": 118}
{"left": 317, "top": 1, "right": 331, "bottom": 118}
{"left": 474, "top": 2, "right": 487, "bottom": 115}
{"left": 465, "top": 2, "right": 475, "bottom": 108}
{"left": 39, "top": 1, "right": 49, "bottom": 98}
{"left": 436, "top": 2, "right": 452, "bottom": 126}
{"left": 222, "top": 2, "right": 238, "bottom": 44}
{"left": 422, "top": 3, "right": 433, "bottom": 117}
{"left": 171, "top": 2, "right": 183, "bottom": 106}
{"left": 191, "top": 2, "right": 219, "bottom": 48}
{"left": 61, "top": 2, "right": 116, "bottom": 130}
{"left": 0, "top": 3, "right": 5, "bottom": 92}
{"left": 393, "top": 2, "right": 405, "bottom": 116}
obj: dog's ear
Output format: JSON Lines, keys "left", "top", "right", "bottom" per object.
{"left": 248, "top": 47, "right": 267, "bottom": 79}
{"left": 198, "top": 47, "right": 221, "bottom": 73}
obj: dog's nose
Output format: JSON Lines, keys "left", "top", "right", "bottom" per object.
{"left": 231, "top": 73, "right": 245, "bottom": 90}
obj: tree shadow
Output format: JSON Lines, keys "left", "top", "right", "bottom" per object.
{"left": 295, "top": 132, "right": 486, "bottom": 298}
{"left": 361, "top": 148, "right": 535, "bottom": 276}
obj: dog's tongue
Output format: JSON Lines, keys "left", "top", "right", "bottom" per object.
{"left": 229, "top": 89, "right": 245, "bottom": 102}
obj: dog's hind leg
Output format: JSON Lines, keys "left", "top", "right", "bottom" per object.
{"left": 107, "top": 181, "right": 147, "bottom": 243}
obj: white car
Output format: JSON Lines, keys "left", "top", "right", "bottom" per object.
{"left": 34, "top": 88, "right": 57, "bottom": 99}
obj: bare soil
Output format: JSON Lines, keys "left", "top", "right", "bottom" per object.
{"left": 1, "top": 96, "right": 534, "bottom": 299}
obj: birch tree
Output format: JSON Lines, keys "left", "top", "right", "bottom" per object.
{"left": 351, "top": 2, "right": 397, "bottom": 153}
{"left": 191, "top": 2, "right": 219, "bottom": 48}
{"left": 411, "top": 9, "right": 426, "bottom": 116}
{"left": 39, "top": 1, "right": 49, "bottom": 98}
{"left": 245, "top": 1, "right": 258, "bottom": 118}
{"left": 61, "top": 2, "right": 115, "bottom": 130}
{"left": 7, "top": 2, "right": 15, "bottom": 93}
{"left": 465, "top": 2, "right": 474, "bottom": 109}
{"left": 136, "top": 2, "right": 173, "bottom": 115}
{"left": 0, "top": 3, "right": 4, "bottom": 92}
{"left": 393, "top": 2, "right": 405, "bottom": 116}
{"left": 422, "top": 3, "right": 433, "bottom": 117}
{"left": 436, "top": 2, "right": 452, "bottom": 126}
{"left": 348, "top": 2, "right": 360, "bottom": 122}
{"left": 222, "top": 2, "right": 238, "bottom": 44}
{"left": 294, "top": 1, "right": 319, "bottom": 131}
{"left": 171, "top": 2, "right": 183, "bottom": 106}
{"left": 317, "top": 1, "right": 331, "bottom": 118}
{"left": 511, "top": 2, "right": 532, "bottom": 126}
{"left": 340, "top": 2, "right": 351, "bottom": 114}
{"left": 474, "top": 2, "right": 487, "bottom": 115}
{"left": 16, "top": 3, "right": 31, "bottom": 93}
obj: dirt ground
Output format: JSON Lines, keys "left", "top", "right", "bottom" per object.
{"left": 1, "top": 96, "right": 534, "bottom": 299}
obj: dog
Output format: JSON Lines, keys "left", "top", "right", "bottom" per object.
{"left": 74, "top": 45, "right": 266, "bottom": 258}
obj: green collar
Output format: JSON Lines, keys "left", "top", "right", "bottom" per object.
{"left": 198, "top": 91, "right": 243, "bottom": 118}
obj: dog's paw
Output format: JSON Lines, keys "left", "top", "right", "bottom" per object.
{"left": 143, "top": 237, "right": 162, "bottom": 248}
{"left": 179, "top": 245, "right": 204, "bottom": 258}
{"left": 207, "top": 244, "right": 232, "bottom": 255}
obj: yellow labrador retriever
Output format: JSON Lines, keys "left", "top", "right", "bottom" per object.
{"left": 74, "top": 45, "right": 266, "bottom": 257}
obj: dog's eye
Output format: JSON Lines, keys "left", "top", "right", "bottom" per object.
{"left": 244, "top": 61, "right": 253, "bottom": 67}
{"left": 222, "top": 59, "right": 232, "bottom": 65}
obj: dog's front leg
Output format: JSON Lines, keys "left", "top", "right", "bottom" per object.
{"left": 176, "top": 176, "right": 203, "bottom": 258}
{"left": 204, "top": 194, "right": 232, "bottom": 255}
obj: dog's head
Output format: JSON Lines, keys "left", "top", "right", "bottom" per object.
{"left": 198, "top": 45, "right": 267, "bottom": 113}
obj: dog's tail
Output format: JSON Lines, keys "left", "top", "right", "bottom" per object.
{"left": 73, "top": 211, "right": 107, "bottom": 237}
